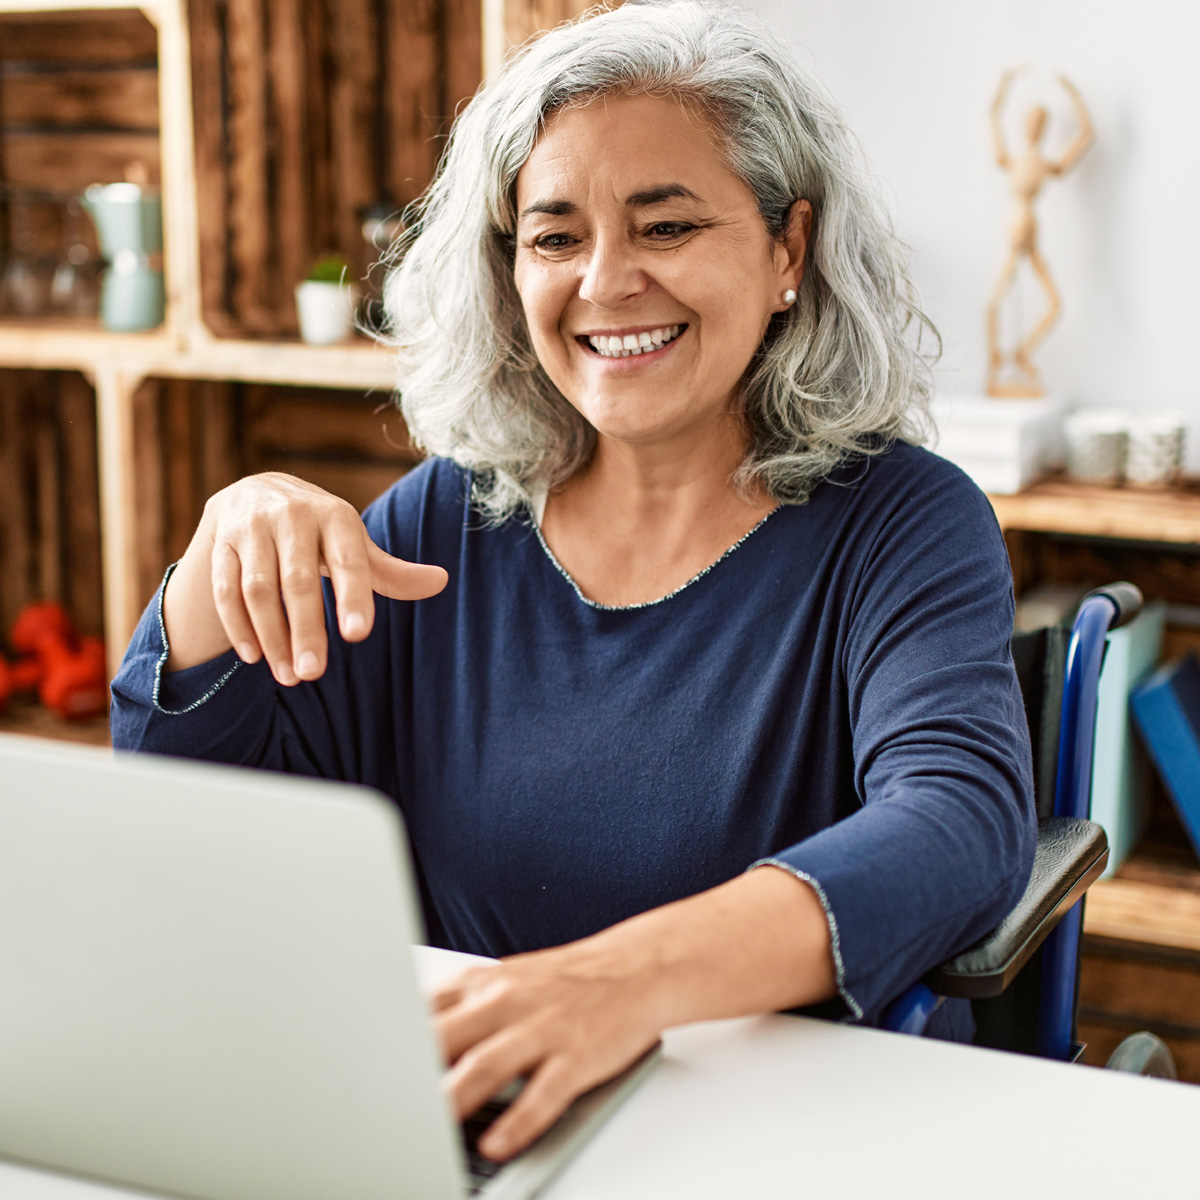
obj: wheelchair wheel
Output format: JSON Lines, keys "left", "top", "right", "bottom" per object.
{"left": 1105, "top": 1032, "right": 1178, "bottom": 1079}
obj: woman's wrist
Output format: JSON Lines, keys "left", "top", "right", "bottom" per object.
{"left": 162, "top": 509, "right": 232, "bottom": 672}
{"left": 582, "top": 865, "right": 837, "bottom": 1033}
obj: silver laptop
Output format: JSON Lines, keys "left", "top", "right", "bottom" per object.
{"left": 0, "top": 735, "right": 658, "bottom": 1200}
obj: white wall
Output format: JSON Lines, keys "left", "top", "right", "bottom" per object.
{"left": 742, "top": 0, "right": 1200, "bottom": 464}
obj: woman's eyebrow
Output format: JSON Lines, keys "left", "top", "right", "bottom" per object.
{"left": 625, "top": 183, "right": 703, "bottom": 207}
{"left": 520, "top": 199, "right": 576, "bottom": 219}
{"left": 518, "top": 183, "right": 704, "bottom": 221}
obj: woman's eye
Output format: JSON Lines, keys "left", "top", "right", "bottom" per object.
{"left": 535, "top": 233, "right": 575, "bottom": 251}
{"left": 647, "top": 222, "right": 694, "bottom": 239}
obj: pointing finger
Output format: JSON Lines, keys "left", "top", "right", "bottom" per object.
{"left": 366, "top": 540, "right": 448, "bottom": 601}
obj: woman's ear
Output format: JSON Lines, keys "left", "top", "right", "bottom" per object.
{"left": 780, "top": 198, "right": 812, "bottom": 289}
{"left": 769, "top": 199, "right": 812, "bottom": 315}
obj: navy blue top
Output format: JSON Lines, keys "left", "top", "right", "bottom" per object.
{"left": 111, "top": 443, "right": 1035, "bottom": 1031}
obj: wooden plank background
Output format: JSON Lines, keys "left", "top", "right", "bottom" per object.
{"left": 126, "top": 379, "right": 419, "bottom": 605}
{"left": 236, "top": 383, "right": 420, "bottom": 515}
{"left": 0, "top": 0, "right": 608, "bottom": 332}
{"left": 3, "top": 133, "right": 161, "bottom": 194}
{"left": 189, "top": 0, "right": 483, "bottom": 339}
{"left": 0, "top": 9, "right": 161, "bottom": 312}
{"left": 0, "top": 370, "right": 104, "bottom": 641}
{"left": 1080, "top": 941, "right": 1200, "bottom": 1083}
{"left": 0, "top": 70, "right": 159, "bottom": 130}
{"left": 0, "top": 12, "right": 157, "bottom": 65}
{"left": 0, "top": 369, "right": 416, "bottom": 659}
{"left": 503, "top": 0, "right": 612, "bottom": 52}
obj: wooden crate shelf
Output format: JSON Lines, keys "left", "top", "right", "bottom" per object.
{"left": 1087, "top": 876, "right": 1200, "bottom": 955}
{"left": 990, "top": 476, "right": 1200, "bottom": 545}
{"left": 0, "top": 0, "right": 599, "bottom": 697}
{"left": 996, "top": 476, "right": 1200, "bottom": 1045}
{"left": 0, "top": 367, "right": 104, "bottom": 639}
{"left": 0, "top": 319, "right": 396, "bottom": 388}
{"left": 0, "top": 7, "right": 161, "bottom": 330}
{"left": 1080, "top": 835, "right": 1200, "bottom": 1081}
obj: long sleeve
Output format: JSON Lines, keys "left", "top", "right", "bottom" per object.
{"left": 110, "top": 568, "right": 396, "bottom": 790}
{"left": 757, "top": 463, "right": 1036, "bottom": 1024}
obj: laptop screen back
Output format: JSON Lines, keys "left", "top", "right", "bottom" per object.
{"left": 0, "top": 737, "right": 464, "bottom": 1200}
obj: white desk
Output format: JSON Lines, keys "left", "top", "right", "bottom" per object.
{"left": 548, "top": 1015, "right": 1199, "bottom": 1199}
{"left": 2, "top": 947, "right": 1198, "bottom": 1199}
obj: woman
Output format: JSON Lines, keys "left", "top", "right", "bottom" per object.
{"left": 112, "top": 0, "right": 1035, "bottom": 1163}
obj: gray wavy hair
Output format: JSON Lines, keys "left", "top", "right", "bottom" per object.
{"left": 384, "top": 0, "right": 937, "bottom": 521}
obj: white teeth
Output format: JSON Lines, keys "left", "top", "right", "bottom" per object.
{"left": 586, "top": 324, "right": 682, "bottom": 357}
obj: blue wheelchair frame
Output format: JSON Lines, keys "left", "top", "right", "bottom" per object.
{"left": 881, "top": 589, "right": 1129, "bottom": 1056}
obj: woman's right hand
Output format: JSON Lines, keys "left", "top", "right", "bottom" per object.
{"left": 162, "top": 472, "right": 448, "bottom": 683}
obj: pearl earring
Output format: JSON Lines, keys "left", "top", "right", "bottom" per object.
{"left": 783, "top": 288, "right": 797, "bottom": 305}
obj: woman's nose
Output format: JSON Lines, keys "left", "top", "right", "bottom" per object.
{"left": 577, "top": 236, "right": 648, "bottom": 308}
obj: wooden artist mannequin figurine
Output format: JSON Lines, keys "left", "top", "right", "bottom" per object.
{"left": 986, "top": 70, "right": 1093, "bottom": 397}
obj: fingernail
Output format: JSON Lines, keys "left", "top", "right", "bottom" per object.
{"left": 296, "top": 651, "right": 320, "bottom": 677}
{"left": 237, "top": 643, "right": 258, "bottom": 663}
{"left": 342, "top": 612, "right": 366, "bottom": 638}
{"left": 481, "top": 1133, "right": 507, "bottom": 1159}
{"left": 277, "top": 664, "right": 297, "bottom": 686}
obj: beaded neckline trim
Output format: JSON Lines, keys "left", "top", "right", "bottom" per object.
{"left": 529, "top": 505, "right": 780, "bottom": 612}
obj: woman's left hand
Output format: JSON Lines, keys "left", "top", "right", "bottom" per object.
{"left": 431, "top": 866, "right": 838, "bottom": 1163}
{"left": 432, "top": 938, "right": 663, "bottom": 1162}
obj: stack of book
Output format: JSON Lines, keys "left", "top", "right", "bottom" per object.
{"left": 1133, "top": 655, "right": 1200, "bottom": 860}
{"left": 929, "top": 395, "right": 1065, "bottom": 495}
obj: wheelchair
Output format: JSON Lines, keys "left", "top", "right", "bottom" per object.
{"left": 881, "top": 582, "right": 1178, "bottom": 1079}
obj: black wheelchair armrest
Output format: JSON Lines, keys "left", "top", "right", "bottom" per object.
{"left": 923, "top": 817, "right": 1109, "bottom": 1000}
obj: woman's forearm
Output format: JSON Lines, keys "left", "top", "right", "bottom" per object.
{"left": 433, "top": 864, "right": 838, "bottom": 1160}
{"left": 582, "top": 864, "right": 837, "bottom": 1028}
{"left": 435, "top": 729, "right": 844, "bottom": 1161}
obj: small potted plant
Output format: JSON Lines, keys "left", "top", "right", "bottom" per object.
{"left": 295, "top": 254, "right": 356, "bottom": 345}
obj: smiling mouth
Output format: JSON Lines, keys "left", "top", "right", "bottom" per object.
{"left": 578, "top": 324, "right": 686, "bottom": 358}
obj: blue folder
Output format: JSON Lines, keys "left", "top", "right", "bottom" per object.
{"left": 1131, "top": 654, "right": 1200, "bottom": 860}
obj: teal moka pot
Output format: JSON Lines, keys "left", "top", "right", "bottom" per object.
{"left": 81, "top": 183, "right": 165, "bottom": 332}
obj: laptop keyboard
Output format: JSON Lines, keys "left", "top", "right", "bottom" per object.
{"left": 461, "top": 1097, "right": 510, "bottom": 1195}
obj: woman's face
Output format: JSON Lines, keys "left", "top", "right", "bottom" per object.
{"left": 513, "top": 92, "right": 808, "bottom": 451}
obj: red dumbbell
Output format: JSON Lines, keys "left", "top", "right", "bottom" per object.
{"left": 0, "top": 654, "right": 41, "bottom": 713}
{"left": 10, "top": 603, "right": 108, "bottom": 720}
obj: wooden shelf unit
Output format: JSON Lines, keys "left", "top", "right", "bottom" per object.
{"left": 0, "top": 0, "right": 594, "bottom": 699}
{"left": 988, "top": 476, "right": 1200, "bottom": 1077}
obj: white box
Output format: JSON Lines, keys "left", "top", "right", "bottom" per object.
{"left": 946, "top": 457, "right": 1041, "bottom": 496}
{"left": 929, "top": 395, "right": 1065, "bottom": 494}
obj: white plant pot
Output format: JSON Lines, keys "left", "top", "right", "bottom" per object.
{"left": 295, "top": 280, "right": 356, "bottom": 345}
